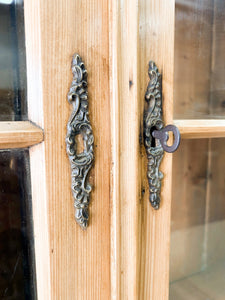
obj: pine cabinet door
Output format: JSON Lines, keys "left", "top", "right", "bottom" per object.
{"left": 23, "top": 0, "right": 176, "bottom": 299}
{"left": 24, "top": 0, "right": 112, "bottom": 299}
{"left": 2, "top": 0, "right": 222, "bottom": 299}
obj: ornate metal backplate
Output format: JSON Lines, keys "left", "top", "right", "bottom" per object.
{"left": 143, "top": 61, "right": 180, "bottom": 209}
{"left": 66, "top": 54, "right": 94, "bottom": 229}
{"left": 143, "top": 61, "right": 164, "bottom": 210}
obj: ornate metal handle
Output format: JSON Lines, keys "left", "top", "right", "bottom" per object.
{"left": 143, "top": 61, "right": 180, "bottom": 209}
{"left": 66, "top": 54, "right": 94, "bottom": 229}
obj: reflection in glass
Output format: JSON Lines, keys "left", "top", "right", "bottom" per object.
{"left": 0, "top": 150, "right": 36, "bottom": 299}
{"left": 174, "top": 0, "right": 225, "bottom": 119}
{"left": 170, "top": 138, "right": 225, "bottom": 299}
{"left": 0, "top": 0, "right": 27, "bottom": 121}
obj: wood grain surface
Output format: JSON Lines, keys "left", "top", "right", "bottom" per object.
{"left": 109, "top": 0, "right": 141, "bottom": 299}
{"left": 174, "top": 119, "right": 225, "bottom": 139}
{"left": 139, "top": 0, "right": 175, "bottom": 299}
{"left": 0, "top": 121, "right": 43, "bottom": 148}
{"left": 25, "top": 0, "right": 111, "bottom": 299}
{"left": 22, "top": 0, "right": 225, "bottom": 299}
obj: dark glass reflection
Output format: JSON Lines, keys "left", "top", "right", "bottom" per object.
{"left": 0, "top": 0, "right": 27, "bottom": 121}
{"left": 0, "top": 150, "right": 36, "bottom": 299}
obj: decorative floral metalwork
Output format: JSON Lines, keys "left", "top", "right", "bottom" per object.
{"left": 66, "top": 54, "right": 94, "bottom": 229}
{"left": 143, "top": 61, "right": 164, "bottom": 209}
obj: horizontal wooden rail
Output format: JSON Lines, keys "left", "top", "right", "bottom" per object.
{"left": 174, "top": 119, "right": 225, "bottom": 139}
{"left": 0, "top": 121, "right": 44, "bottom": 149}
{"left": 1, "top": 119, "right": 224, "bottom": 148}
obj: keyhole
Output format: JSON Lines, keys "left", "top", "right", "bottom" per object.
{"left": 75, "top": 134, "right": 85, "bottom": 154}
{"left": 150, "top": 126, "right": 157, "bottom": 147}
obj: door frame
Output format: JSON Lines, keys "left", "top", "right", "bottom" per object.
{"left": 24, "top": 0, "right": 176, "bottom": 299}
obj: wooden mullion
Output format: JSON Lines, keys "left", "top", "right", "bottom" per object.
{"left": 24, "top": 1, "right": 51, "bottom": 299}
{"left": 0, "top": 121, "right": 43, "bottom": 149}
{"left": 109, "top": 0, "right": 141, "bottom": 298}
{"left": 139, "top": 0, "right": 175, "bottom": 299}
{"left": 174, "top": 119, "right": 225, "bottom": 139}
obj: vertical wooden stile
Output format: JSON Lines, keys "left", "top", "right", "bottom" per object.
{"left": 109, "top": 0, "right": 141, "bottom": 299}
{"left": 139, "top": 0, "right": 175, "bottom": 299}
{"left": 25, "top": 0, "right": 111, "bottom": 299}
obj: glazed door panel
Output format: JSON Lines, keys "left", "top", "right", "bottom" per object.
{"left": 170, "top": 1, "right": 225, "bottom": 299}
{"left": 22, "top": 0, "right": 225, "bottom": 299}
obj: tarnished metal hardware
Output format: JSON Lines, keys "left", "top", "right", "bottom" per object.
{"left": 143, "top": 61, "right": 180, "bottom": 209}
{"left": 66, "top": 54, "right": 94, "bottom": 229}
{"left": 152, "top": 125, "right": 180, "bottom": 153}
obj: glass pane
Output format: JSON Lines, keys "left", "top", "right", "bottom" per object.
{"left": 0, "top": 0, "right": 27, "bottom": 121}
{"left": 174, "top": 0, "right": 225, "bottom": 119}
{"left": 170, "top": 138, "right": 225, "bottom": 299}
{"left": 0, "top": 150, "right": 36, "bottom": 299}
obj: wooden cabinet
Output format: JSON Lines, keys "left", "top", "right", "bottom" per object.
{"left": 1, "top": 0, "right": 224, "bottom": 299}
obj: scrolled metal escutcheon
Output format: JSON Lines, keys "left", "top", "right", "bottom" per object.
{"left": 66, "top": 53, "right": 94, "bottom": 229}
{"left": 143, "top": 61, "right": 180, "bottom": 209}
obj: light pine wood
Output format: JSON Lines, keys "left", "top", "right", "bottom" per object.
{"left": 23, "top": 0, "right": 225, "bottom": 299}
{"left": 0, "top": 121, "right": 43, "bottom": 149}
{"left": 174, "top": 119, "right": 225, "bottom": 139}
{"left": 24, "top": 0, "right": 111, "bottom": 299}
{"left": 139, "top": 0, "right": 175, "bottom": 299}
{"left": 109, "top": 1, "right": 121, "bottom": 299}
{"left": 109, "top": 0, "right": 141, "bottom": 299}
{"left": 24, "top": 1, "right": 51, "bottom": 299}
